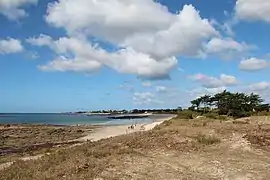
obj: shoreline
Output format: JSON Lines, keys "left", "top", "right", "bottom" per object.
{"left": 0, "top": 115, "right": 175, "bottom": 171}
{"left": 79, "top": 115, "right": 176, "bottom": 142}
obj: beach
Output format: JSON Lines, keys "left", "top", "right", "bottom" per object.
{"left": 79, "top": 115, "right": 175, "bottom": 141}
{"left": 0, "top": 115, "right": 175, "bottom": 170}
{"left": 2, "top": 115, "right": 270, "bottom": 179}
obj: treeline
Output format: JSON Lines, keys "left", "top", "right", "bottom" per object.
{"left": 76, "top": 108, "right": 181, "bottom": 114}
{"left": 188, "top": 90, "right": 270, "bottom": 118}
{"left": 131, "top": 108, "right": 182, "bottom": 114}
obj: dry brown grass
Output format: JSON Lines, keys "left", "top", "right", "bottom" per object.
{"left": 0, "top": 125, "right": 95, "bottom": 163}
{"left": 1, "top": 116, "right": 270, "bottom": 180}
{"left": 195, "top": 134, "right": 221, "bottom": 145}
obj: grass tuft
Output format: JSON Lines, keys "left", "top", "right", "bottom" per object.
{"left": 195, "top": 134, "right": 220, "bottom": 145}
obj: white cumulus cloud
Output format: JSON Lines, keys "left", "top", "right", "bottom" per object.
{"left": 248, "top": 82, "right": 270, "bottom": 102}
{"left": 38, "top": 56, "right": 102, "bottom": 73}
{"left": 27, "top": 34, "right": 54, "bottom": 48}
{"left": 0, "top": 0, "right": 38, "bottom": 20}
{"left": 123, "top": 5, "right": 219, "bottom": 59}
{"left": 239, "top": 57, "right": 270, "bottom": 71}
{"left": 190, "top": 73, "right": 238, "bottom": 88}
{"left": 29, "top": 35, "right": 177, "bottom": 79}
{"left": 45, "top": 2, "right": 219, "bottom": 59}
{"left": 0, "top": 38, "right": 23, "bottom": 54}
{"left": 45, "top": 0, "right": 174, "bottom": 43}
{"left": 249, "top": 82, "right": 270, "bottom": 92}
{"left": 204, "top": 37, "right": 253, "bottom": 59}
{"left": 235, "top": 0, "right": 270, "bottom": 22}
{"left": 28, "top": 1, "right": 251, "bottom": 80}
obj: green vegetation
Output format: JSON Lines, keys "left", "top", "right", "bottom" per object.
{"left": 2, "top": 116, "right": 270, "bottom": 179}
{"left": 176, "top": 110, "right": 196, "bottom": 119}
{"left": 2, "top": 91, "right": 270, "bottom": 179}
{"left": 189, "top": 90, "right": 270, "bottom": 118}
{"left": 77, "top": 108, "right": 182, "bottom": 115}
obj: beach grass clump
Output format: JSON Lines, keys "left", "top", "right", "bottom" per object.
{"left": 256, "top": 111, "right": 270, "bottom": 116}
{"left": 195, "top": 134, "right": 220, "bottom": 145}
{"left": 204, "top": 112, "right": 219, "bottom": 119}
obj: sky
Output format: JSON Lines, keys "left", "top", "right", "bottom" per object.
{"left": 0, "top": 0, "right": 270, "bottom": 113}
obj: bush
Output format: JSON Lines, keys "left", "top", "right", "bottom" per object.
{"left": 204, "top": 113, "right": 229, "bottom": 121}
{"left": 176, "top": 110, "right": 195, "bottom": 119}
{"left": 229, "top": 110, "right": 253, "bottom": 119}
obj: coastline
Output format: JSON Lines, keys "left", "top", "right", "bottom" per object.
{"left": 79, "top": 115, "right": 176, "bottom": 142}
{"left": 0, "top": 115, "right": 176, "bottom": 171}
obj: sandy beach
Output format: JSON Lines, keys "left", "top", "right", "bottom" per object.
{"left": 79, "top": 115, "right": 175, "bottom": 142}
{"left": 0, "top": 115, "right": 175, "bottom": 171}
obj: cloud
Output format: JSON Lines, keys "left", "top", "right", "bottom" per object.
{"left": 119, "top": 84, "right": 134, "bottom": 92}
{"left": 27, "top": 34, "right": 54, "bottom": 48}
{"left": 190, "top": 73, "right": 239, "bottom": 88}
{"left": 203, "top": 37, "right": 253, "bottom": 59}
{"left": 249, "top": 82, "right": 270, "bottom": 92}
{"left": 220, "top": 74, "right": 239, "bottom": 86}
{"left": 45, "top": 2, "right": 219, "bottom": 59}
{"left": 141, "top": 81, "right": 152, "bottom": 87}
{"left": 248, "top": 82, "right": 270, "bottom": 102}
{"left": 0, "top": 38, "right": 23, "bottom": 54}
{"left": 133, "top": 92, "right": 163, "bottom": 105}
{"left": 31, "top": 1, "right": 249, "bottom": 80}
{"left": 45, "top": 0, "right": 174, "bottom": 43}
{"left": 122, "top": 5, "right": 218, "bottom": 59}
{"left": 29, "top": 51, "right": 39, "bottom": 59}
{"left": 189, "top": 87, "right": 226, "bottom": 98}
{"left": 239, "top": 57, "right": 270, "bottom": 71}
{"left": 29, "top": 35, "right": 177, "bottom": 79}
{"left": 235, "top": 0, "right": 270, "bottom": 22}
{"left": 0, "top": 0, "right": 38, "bottom": 20}
{"left": 38, "top": 56, "right": 102, "bottom": 73}
{"left": 155, "top": 86, "right": 168, "bottom": 93}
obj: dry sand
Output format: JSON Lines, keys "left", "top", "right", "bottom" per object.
{"left": 79, "top": 116, "right": 175, "bottom": 142}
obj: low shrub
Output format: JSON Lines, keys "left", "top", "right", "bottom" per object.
{"left": 177, "top": 110, "right": 196, "bottom": 119}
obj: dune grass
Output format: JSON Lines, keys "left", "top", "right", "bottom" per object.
{"left": 1, "top": 116, "right": 270, "bottom": 179}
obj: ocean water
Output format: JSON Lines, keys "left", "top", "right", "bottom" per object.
{"left": 0, "top": 113, "right": 172, "bottom": 126}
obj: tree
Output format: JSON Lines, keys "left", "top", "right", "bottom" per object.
{"left": 191, "top": 97, "right": 202, "bottom": 110}
{"left": 189, "top": 90, "right": 265, "bottom": 118}
{"left": 177, "top": 106, "right": 183, "bottom": 113}
{"left": 200, "top": 95, "right": 211, "bottom": 113}
{"left": 248, "top": 93, "right": 263, "bottom": 111}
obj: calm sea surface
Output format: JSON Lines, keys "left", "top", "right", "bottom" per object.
{"left": 0, "top": 113, "right": 172, "bottom": 126}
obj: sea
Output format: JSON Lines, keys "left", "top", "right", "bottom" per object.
{"left": 0, "top": 113, "right": 172, "bottom": 126}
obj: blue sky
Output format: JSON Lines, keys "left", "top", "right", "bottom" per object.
{"left": 0, "top": 0, "right": 270, "bottom": 113}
